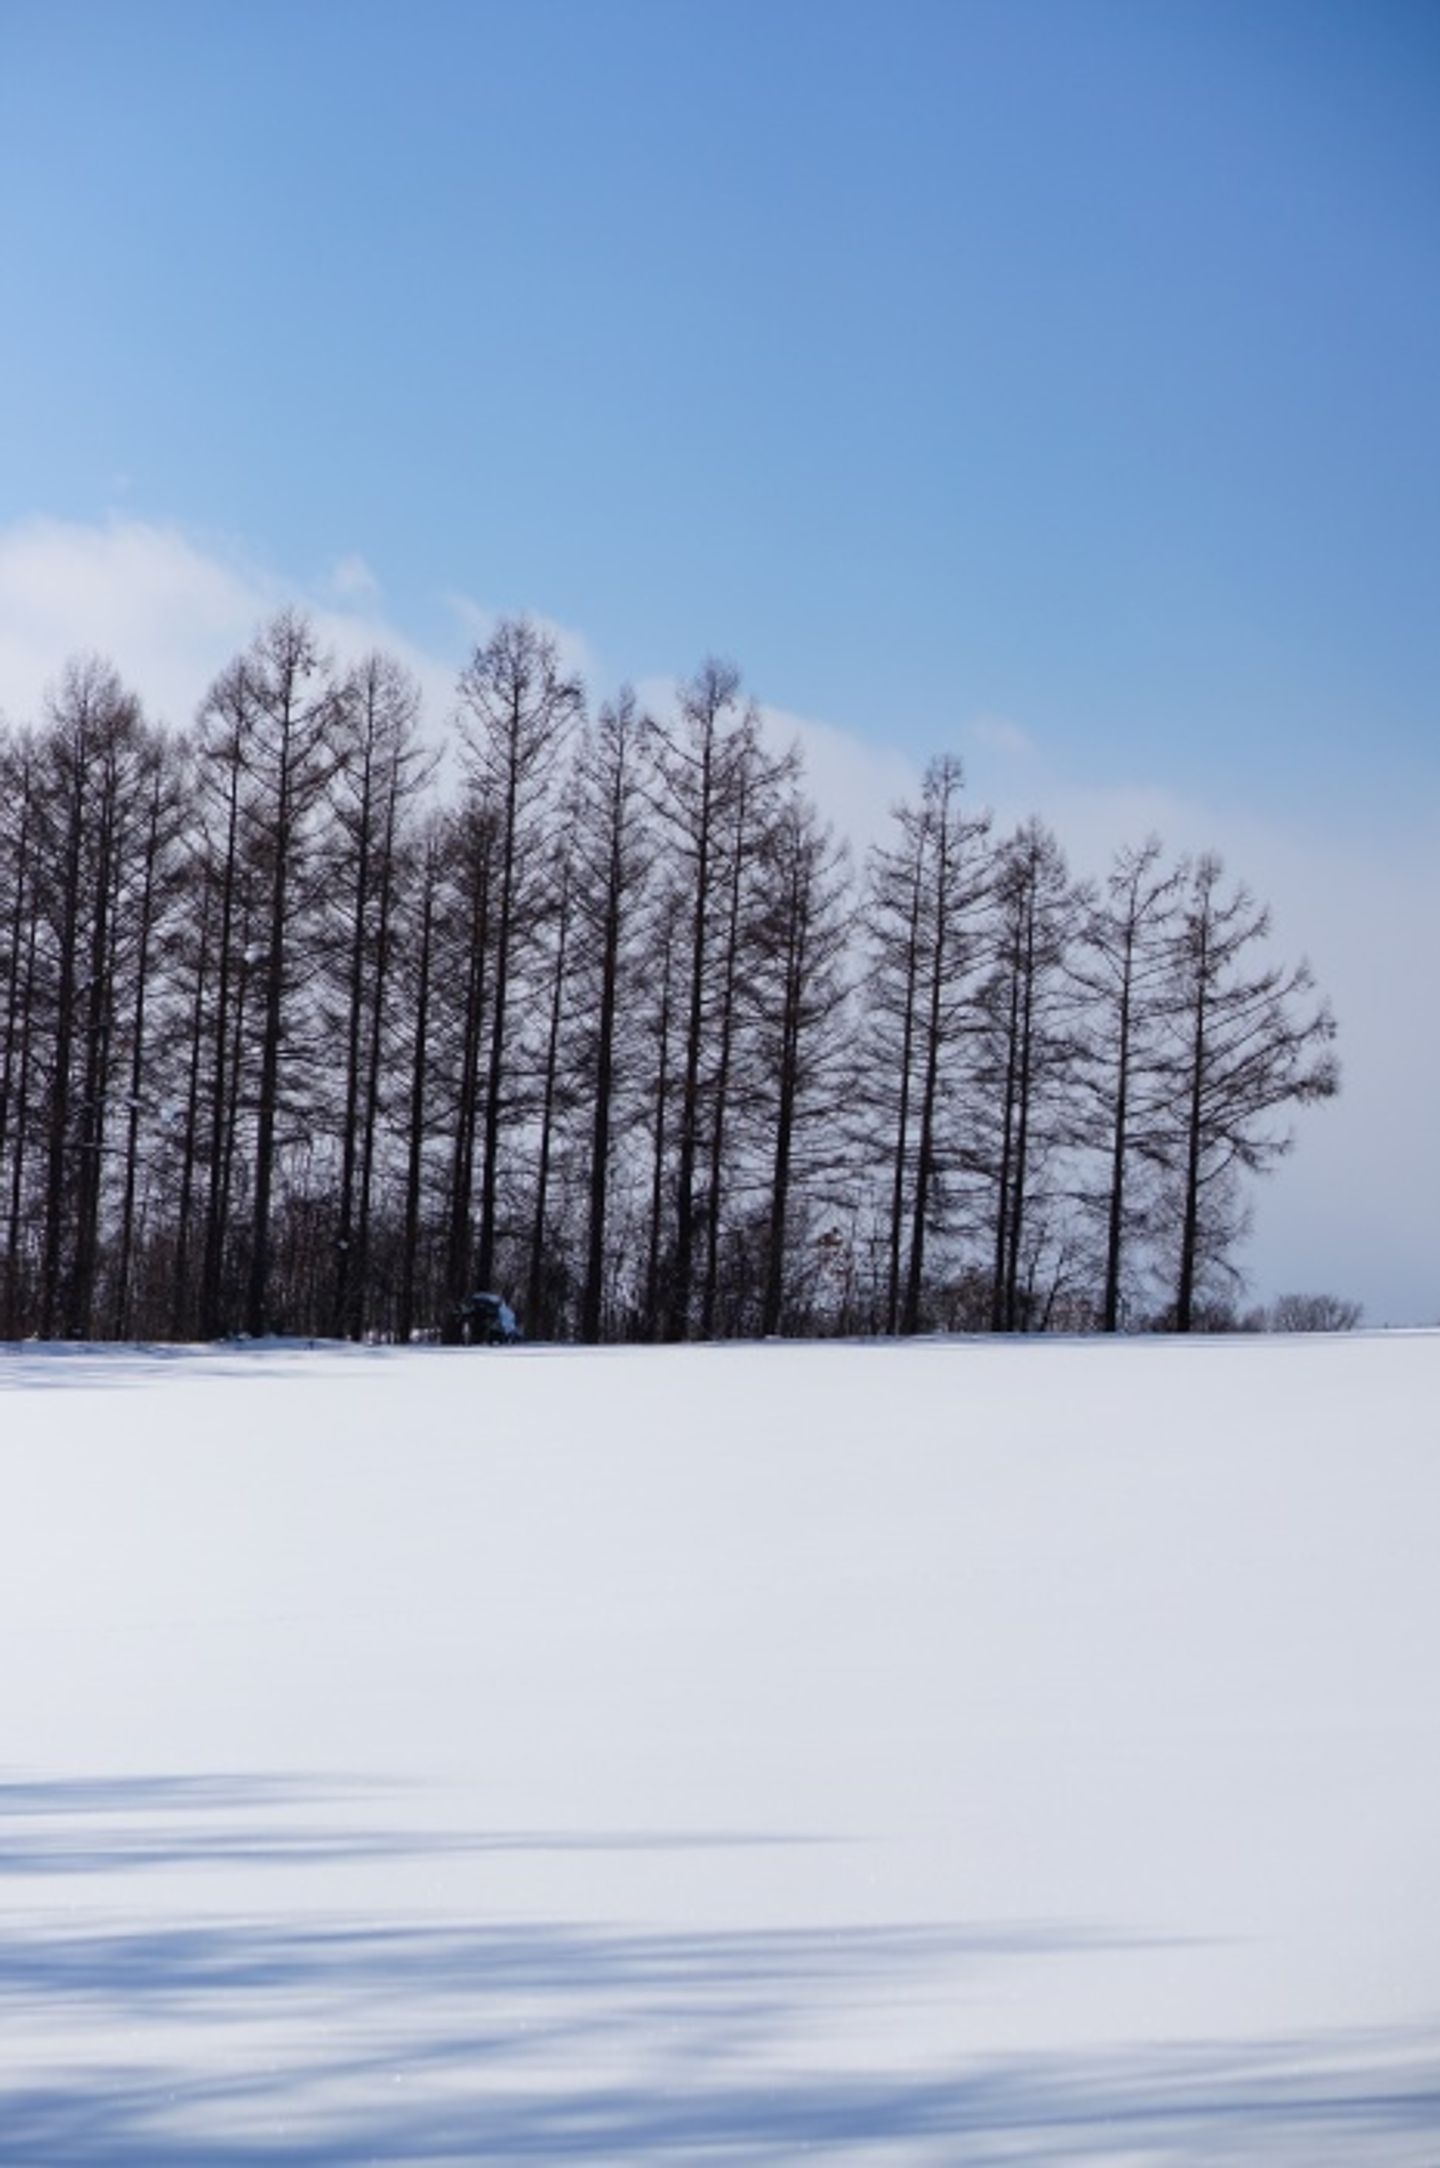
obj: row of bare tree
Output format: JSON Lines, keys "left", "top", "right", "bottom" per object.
{"left": 0, "top": 613, "right": 1338, "bottom": 1344}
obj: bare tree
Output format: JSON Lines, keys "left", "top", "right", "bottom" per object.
{"left": 190, "top": 659, "right": 255, "bottom": 1337}
{"left": 325, "top": 651, "right": 431, "bottom": 1338}
{"left": 0, "top": 726, "right": 43, "bottom": 1335}
{"left": 107, "top": 727, "right": 189, "bottom": 1338}
{"left": 640, "top": 882, "right": 684, "bottom": 1338}
{"left": 1268, "top": 1291, "right": 1362, "bottom": 1333}
{"left": 975, "top": 820, "right": 1085, "bottom": 1333}
{"left": 455, "top": 619, "right": 582, "bottom": 1298}
{"left": 523, "top": 832, "right": 574, "bottom": 1336}
{"left": 0, "top": 616, "right": 1347, "bottom": 1350}
{"left": 395, "top": 814, "right": 446, "bottom": 1345}
{"left": 649, "top": 662, "right": 791, "bottom": 1340}
{"left": 1070, "top": 838, "right": 1184, "bottom": 1330}
{"left": 195, "top": 612, "right": 345, "bottom": 1337}
{"left": 569, "top": 688, "right": 654, "bottom": 1341}
{"left": 1160, "top": 855, "right": 1339, "bottom": 1333}
{"left": 751, "top": 786, "right": 853, "bottom": 1336}
{"left": 862, "top": 756, "right": 990, "bottom": 1334}
{"left": 30, "top": 660, "right": 155, "bottom": 1336}
{"left": 437, "top": 795, "right": 497, "bottom": 1331}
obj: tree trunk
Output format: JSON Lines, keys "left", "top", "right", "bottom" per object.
{"left": 526, "top": 857, "right": 570, "bottom": 1332}
{"left": 113, "top": 769, "right": 163, "bottom": 1337}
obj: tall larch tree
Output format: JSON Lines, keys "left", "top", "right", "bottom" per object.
{"left": 569, "top": 688, "right": 654, "bottom": 1342}
{"left": 1162, "top": 854, "right": 1339, "bottom": 1332}
{"left": 751, "top": 786, "right": 853, "bottom": 1337}
{"left": 455, "top": 618, "right": 582, "bottom": 1298}
{"left": 977, "top": 819, "right": 1083, "bottom": 1333}
{"left": 1070, "top": 837, "right": 1184, "bottom": 1330}
{"left": 862, "top": 755, "right": 991, "bottom": 1335}
{"left": 325, "top": 650, "right": 430, "bottom": 1339}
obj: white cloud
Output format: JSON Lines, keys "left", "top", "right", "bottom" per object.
{"left": 0, "top": 516, "right": 456, "bottom": 741}
{"left": 757, "top": 701, "right": 918, "bottom": 856}
{"left": 0, "top": 516, "right": 281, "bottom": 729}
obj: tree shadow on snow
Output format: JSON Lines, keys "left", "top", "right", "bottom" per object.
{"left": 0, "top": 1341, "right": 409, "bottom": 1391}
{"left": 0, "top": 1773, "right": 836, "bottom": 1879}
{"left": 0, "top": 1772, "right": 1435, "bottom": 2165}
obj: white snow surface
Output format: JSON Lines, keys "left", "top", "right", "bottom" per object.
{"left": 1, "top": 1331, "right": 1437, "bottom": 2164}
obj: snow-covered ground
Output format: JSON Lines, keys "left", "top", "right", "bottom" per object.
{"left": 1, "top": 1332, "right": 1436, "bottom": 2164}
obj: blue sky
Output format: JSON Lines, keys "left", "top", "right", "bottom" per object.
{"left": 1, "top": 0, "right": 1437, "bottom": 1317}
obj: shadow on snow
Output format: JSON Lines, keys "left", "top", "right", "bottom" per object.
{"left": 0, "top": 1773, "right": 1435, "bottom": 2164}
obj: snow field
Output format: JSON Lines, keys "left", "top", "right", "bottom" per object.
{"left": 1, "top": 1332, "right": 1437, "bottom": 2162}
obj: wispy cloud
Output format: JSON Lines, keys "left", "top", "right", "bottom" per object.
{"left": 756, "top": 701, "right": 918, "bottom": 854}
{"left": 0, "top": 517, "right": 454, "bottom": 737}
{"left": 963, "top": 712, "right": 1040, "bottom": 766}
{"left": 0, "top": 516, "right": 281, "bottom": 728}
{"left": 328, "top": 553, "right": 382, "bottom": 603}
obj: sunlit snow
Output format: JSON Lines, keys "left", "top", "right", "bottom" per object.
{"left": 2, "top": 1333, "right": 1437, "bottom": 2162}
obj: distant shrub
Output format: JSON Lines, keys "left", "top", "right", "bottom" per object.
{"left": 1267, "top": 1293, "right": 1363, "bottom": 1333}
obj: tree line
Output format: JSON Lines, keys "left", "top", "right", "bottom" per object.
{"left": 0, "top": 612, "right": 1339, "bottom": 1345}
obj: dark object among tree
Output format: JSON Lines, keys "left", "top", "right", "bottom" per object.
{"left": 449, "top": 1290, "right": 523, "bottom": 1344}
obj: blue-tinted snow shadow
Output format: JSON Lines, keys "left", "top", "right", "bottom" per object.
{"left": 0, "top": 1339, "right": 571, "bottom": 1391}
{"left": 1, "top": 1773, "right": 1435, "bottom": 2165}
{"left": 0, "top": 1340, "right": 410, "bottom": 1391}
{"left": 4, "top": 1973, "right": 1436, "bottom": 2167}
{"left": 0, "top": 1773, "right": 834, "bottom": 1876}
